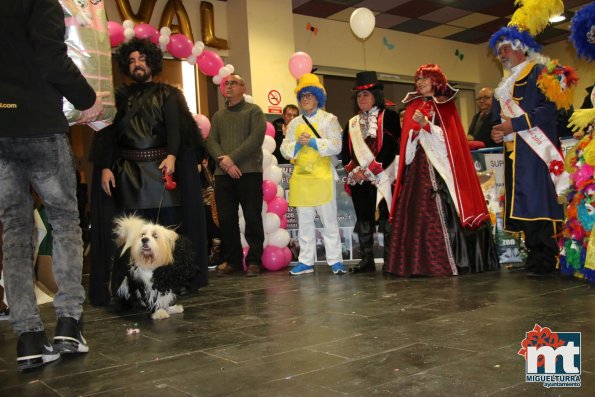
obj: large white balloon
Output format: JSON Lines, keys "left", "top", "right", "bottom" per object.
{"left": 263, "top": 212, "right": 281, "bottom": 234}
{"left": 262, "top": 135, "right": 276, "bottom": 153}
{"left": 263, "top": 234, "right": 269, "bottom": 248}
{"left": 350, "top": 8, "right": 375, "bottom": 39}
{"left": 263, "top": 165, "right": 283, "bottom": 184}
{"left": 262, "top": 148, "right": 273, "bottom": 169}
{"left": 276, "top": 185, "right": 284, "bottom": 198}
{"left": 269, "top": 229, "right": 290, "bottom": 248}
{"left": 262, "top": 201, "right": 268, "bottom": 217}
{"left": 271, "top": 156, "right": 278, "bottom": 167}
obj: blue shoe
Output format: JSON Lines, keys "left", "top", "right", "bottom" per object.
{"left": 331, "top": 262, "right": 346, "bottom": 275}
{"left": 289, "top": 263, "right": 314, "bottom": 276}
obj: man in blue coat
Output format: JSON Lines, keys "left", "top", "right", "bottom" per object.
{"left": 489, "top": 28, "right": 563, "bottom": 276}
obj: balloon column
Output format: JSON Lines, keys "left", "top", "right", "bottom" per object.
{"left": 108, "top": 20, "right": 233, "bottom": 91}
{"left": 237, "top": 126, "right": 291, "bottom": 272}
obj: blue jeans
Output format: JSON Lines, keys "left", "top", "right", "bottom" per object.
{"left": 0, "top": 134, "right": 85, "bottom": 334}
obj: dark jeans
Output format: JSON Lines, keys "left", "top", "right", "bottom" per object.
{"left": 0, "top": 134, "right": 85, "bottom": 333}
{"left": 215, "top": 173, "right": 264, "bottom": 269}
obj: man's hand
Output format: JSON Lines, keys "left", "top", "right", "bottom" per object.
{"left": 77, "top": 92, "right": 108, "bottom": 124}
{"left": 491, "top": 115, "right": 513, "bottom": 143}
{"left": 218, "top": 155, "right": 234, "bottom": 171}
{"left": 353, "top": 169, "right": 366, "bottom": 183}
{"left": 101, "top": 168, "right": 115, "bottom": 197}
{"left": 227, "top": 164, "right": 242, "bottom": 179}
{"left": 159, "top": 155, "right": 176, "bottom": 175}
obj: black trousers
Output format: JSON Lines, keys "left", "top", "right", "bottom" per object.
{"left": 215, "top": 173, "right": 264, "bottom": 269}
{"left": 350, "top": 182, "right": 388, "bottom": 227}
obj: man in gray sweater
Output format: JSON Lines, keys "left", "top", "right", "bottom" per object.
{"left": 206, "top": 74, "right": 266, "bottom": 276}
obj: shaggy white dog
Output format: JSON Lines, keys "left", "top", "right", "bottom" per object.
{"left": 113, "top": 215, "right": 195, "bottom": 320}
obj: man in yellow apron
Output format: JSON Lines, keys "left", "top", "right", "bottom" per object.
{"left": 280, "top": 74, "right": 345, "bottom": 275}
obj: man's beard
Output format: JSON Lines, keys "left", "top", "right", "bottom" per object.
{"left": 500, "top": 59, "right": 512, "bottom": 71}
{"left": 131, "top": 68, "right": 151, "bottom": 83}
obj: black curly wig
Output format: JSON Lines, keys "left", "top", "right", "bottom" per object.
{"left": 116, "top": 38, "right": 163, "bottom": 78}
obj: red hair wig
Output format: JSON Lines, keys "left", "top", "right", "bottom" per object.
{"left": 414, "top": 64, "right": 448, "bottom": 96}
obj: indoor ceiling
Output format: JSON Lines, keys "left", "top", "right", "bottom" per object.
{"left": 292, "top": 0, "right": 593, "bottom": 45}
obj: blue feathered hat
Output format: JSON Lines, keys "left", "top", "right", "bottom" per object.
{"left": 488, "top": 26, "right": 541, "bottom": 55}
{"left": 570, "top": 3, "right": 595, "bottom": 61}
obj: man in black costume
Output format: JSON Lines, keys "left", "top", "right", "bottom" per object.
{"left": 89, "top": 38, "right": 207, "bottom": 304}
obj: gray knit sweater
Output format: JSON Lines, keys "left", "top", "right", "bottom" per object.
{"left": 206, "top": 99, "right": 267, "bottom": 175}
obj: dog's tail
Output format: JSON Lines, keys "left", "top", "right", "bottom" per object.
{"left": 114, "top": 215, "right": 147, "bottom": 256}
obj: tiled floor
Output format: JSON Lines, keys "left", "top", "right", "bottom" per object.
{"left": 0, "top": 266, "right": 593, "bottom": 396}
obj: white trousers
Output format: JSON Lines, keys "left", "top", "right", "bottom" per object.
{"left": 296, "top": 186, "right": 342, "bottom": 266}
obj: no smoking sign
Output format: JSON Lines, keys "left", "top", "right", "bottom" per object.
{"left": 268, "top": 90, "right": 281, "bottom": 106}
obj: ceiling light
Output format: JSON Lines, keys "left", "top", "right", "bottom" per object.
{"left": 549, "top": 14, "right": 566, "bottom": 23}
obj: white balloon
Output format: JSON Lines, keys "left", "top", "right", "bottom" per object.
{"left": 192, "top": 41, "right": 205, "bottom": 56}
{"left": 276, "top": 185, "right": 284, "bottom": 198}
{"left": 263, "top": 234, "right": 269, "bottom": 248}
{"left": 263, "top": 212, "right": 281, "bottom": 234}
{"left": 212, "top": 75, "right": 222, "bottom": 85}
{"left": 123, "top": 20, "right": 135, "bottom": 29}
{"left": 262, "top": 148, "right": 273, "bottom": 169}
{"left": 262, "top": 201, "right": 267, "bottom": 217}
{"left": 350, "top": 8, "right": 375, "bottom": 39}
{"left": 124, "top": 28, "right": 135, "bottom": 40}
{"left": 226, "top": 64, "right": 235, "bottom": 74}
{"left": 186, "top": 55, "right": 197, "bottom": 65}
{"left": 159, "top": 35, "right": 170, "bottom": 45}
{"left": 244, "top": 94, "right": 253, "bottom": 103}
{"left": 238, "top": 206, "right": 244, "bottom": 217}
{"left": 263, "top": 165, "right": 283, "bottom": 185}
{"left": 239, "top": 215, "right": 246, "bottom": 234}
{"left": 271, "top": 156, "right": 278, "bottom": 167}
{"left": 240, "top": 233, "right": 248, "bottom": 248}
{"left": 160, "top": 26, "right": 172, "bottom": 36}
{"left": 262, "top": 135, "right": 276, "bottom": 153}
{"left": 218, "top": 66, "right": 231, "bottom": 78}
{"left": 269, "top": 229, "right": 290, "bottom": 248}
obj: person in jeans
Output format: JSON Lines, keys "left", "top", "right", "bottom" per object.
{"left": 0, "top": 0, "right": 104, "bottom": 371}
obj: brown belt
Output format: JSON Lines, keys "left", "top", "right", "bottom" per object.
{"left": 120, "top": 147, "right": 167, "bottom": 162}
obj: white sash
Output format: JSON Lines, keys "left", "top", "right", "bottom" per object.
{"left": 348, "top": 114, "right": 395, "bottom": 208}
{"left": 499, "top": 97, "right": 570, "bottom": 196}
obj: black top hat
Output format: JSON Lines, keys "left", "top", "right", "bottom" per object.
{"left": 354, "top": 71, "right": 383, "bottom": 91}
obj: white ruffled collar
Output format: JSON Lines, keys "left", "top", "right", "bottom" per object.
{"left": 359, "top": 106, "right": 380, "bottom": 138}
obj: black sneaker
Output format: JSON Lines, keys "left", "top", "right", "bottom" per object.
{"left": 16, "top": 331, "right": 60, "bottom": 371}
{"left": 53, "top": 317, "right": 89, "bottom": 354}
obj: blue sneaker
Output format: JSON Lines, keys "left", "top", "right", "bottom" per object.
{"left": 289, "top": 263, "right": 314, "bottom": 276}
{"left": 331, "top": 262, "right": 347, "bottom": 275}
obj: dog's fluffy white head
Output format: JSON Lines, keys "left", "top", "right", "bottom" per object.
{"left": 114, "top": 215, "right": 178, "bottom": 270}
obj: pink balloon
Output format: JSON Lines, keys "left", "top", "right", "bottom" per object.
{"left": 134, "top": 23, "right": 159, "bottom": 44}
{"left": 219, "top": 76, "right": 229, "bottom": 97}
{"left": 166, "top": 33, "right": 193, "bottom": 59}
{"left": 262, "top": 245, "right": 288, "bottom": 271}
{"left": 282, "top": 246, "right": 292, "bottom": 264}
{"left": 193, "top": 114, "right": 211, "bottom": 139}
{"left": 108, "top": 21, "right": 124, "bottom": 48}
{"left": 262, "top": 180, "right": 277, "bottom": 202}
{"left": 265, "top": 122, "right": 275, "bottom": 138}
{"left": 267, "top": 197, "right": 288, "bottom": 217}
{"left": 197, "top": 50, "right": 224, "bottom": 77}
{"left": 288, "top": 52, "right": 313, "bottom": 80}
{"left": 279, "top": 215, "right": 287, "bottom": 229}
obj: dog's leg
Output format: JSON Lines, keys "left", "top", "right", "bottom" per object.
{"left": 167, "top": 305, "right": 184, "bottom": 314}
{"left": 151, "top": 308, "right": 170, "bottom": 320}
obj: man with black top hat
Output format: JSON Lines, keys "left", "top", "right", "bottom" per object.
{"left": 341, "top": 71, "right": 400, "bottom": 273}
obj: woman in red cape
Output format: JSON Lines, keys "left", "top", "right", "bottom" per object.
{"left": 385, "top": 64, "right": 499, "bottom": 276}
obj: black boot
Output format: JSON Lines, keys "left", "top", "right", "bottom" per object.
{"left": 350, "top": 221, "right": 376, "bottom": 273}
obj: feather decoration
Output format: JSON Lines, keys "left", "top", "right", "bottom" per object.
{"left": 510, "top": 0, "right": 564, "bottom": 36}
{"left": 488, "top": 26, "right": 540, "bottom": 53}
{"left": 536, "top": 60, "right": 579, "bottom": 110}
{"left": 569, "top": 3, "right": 595, "bottom": 61}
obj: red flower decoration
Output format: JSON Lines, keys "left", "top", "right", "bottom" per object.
{"left": 518, "top": 324, "right": 566, "bottom": 367}
{"left": 549, "top": 160, "right": 564, "bottom": 176}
